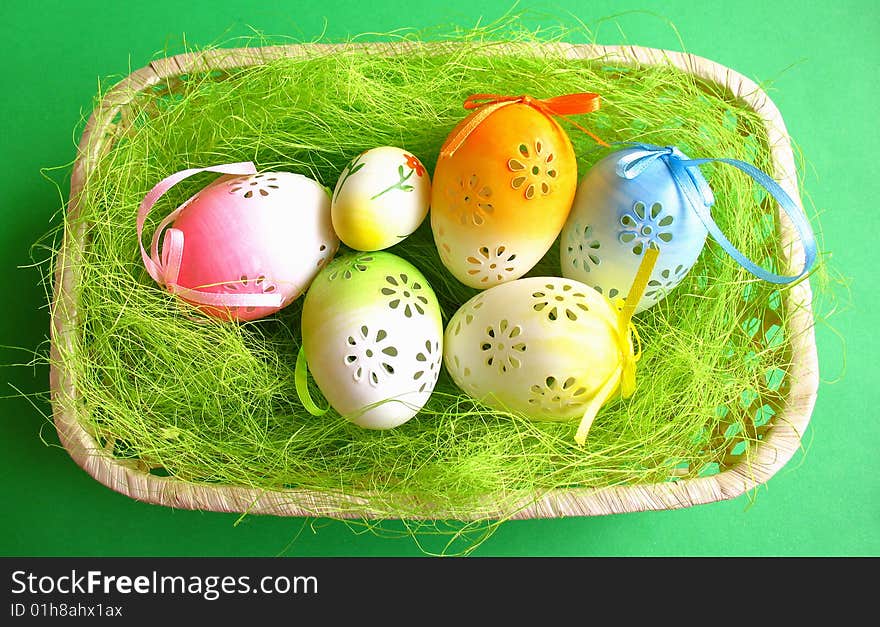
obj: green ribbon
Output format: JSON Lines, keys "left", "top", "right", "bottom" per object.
{"left": 295, "top": 346, "right": 329, "bottom": 416}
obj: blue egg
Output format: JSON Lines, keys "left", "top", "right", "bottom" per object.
{"left": 561, "top": 145, "right": 713, "bottom": 312}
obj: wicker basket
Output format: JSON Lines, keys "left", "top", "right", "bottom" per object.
{"left": 49, "top": 42, "right": 818, "bottom": 519}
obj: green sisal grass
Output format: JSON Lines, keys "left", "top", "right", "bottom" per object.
{"left": 48, "top": 21, "right": 825, "bottom": 552}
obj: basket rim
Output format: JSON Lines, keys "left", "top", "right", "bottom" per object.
{"left": 49, "top": 41, "right": 819, "bottom": 520}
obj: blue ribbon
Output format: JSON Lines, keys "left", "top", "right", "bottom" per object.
{"left": 615, "top": 143, "right": 818, "bottom": 285}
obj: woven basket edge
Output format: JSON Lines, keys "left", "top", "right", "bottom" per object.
{"left": 48, "top": 41, "right": 819, "bottom": 521}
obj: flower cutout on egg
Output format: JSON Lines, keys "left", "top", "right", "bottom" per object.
{"left": 435, "top": 226, "right": 454, "bottom": 266}
{"left": 531, "top": 283, "right": 591, "bottom": 322}
{"left": 227, "top": 174, "right": 281, "bottom": 199}
{"left": 528, "top": 376, "right": 589, "bottom": 413}
{"left": 327, "top": 254, "right": 375, "bottom": 281}
{"left": 315, "top": 241, "right": 332, "bottom": 269}
{"left": 445, "top": 174, "right": 495, "bottom": 226}
{"left": 592, "top": 284, "right": 621, "bottom": 301}
{"left": 345, "top": 326, "right": 398, "bottom": 387}
{"left": 413, "top": 339, "right": 441, "bottom": 393}
{"left": 381, "top": 273, "right": 429, "bottom": 318}
{"left": 481, "top": 319, "right": 526, "bottom": 374}
{"left": 566, "top": 223, "right": 602, "bottom": 274}
{"left": 644, "top": 264, "right": 688, "bottom": 301}
{"left": 222, "top": 274, "right": 277, "bottom": 313}
{"left": 450, "top": 294, "right": 485, "bottom": 337}
{"left": 619, "top": 201, "right": 674, "bottom": 255}
{"left": 450, "top": 354, "right": 480, "bottom": 397}
{"left": 508, "top": 139, "right": 557, "bottom": 200}
{"left": 404, "top": 154, "right": 425, "bottom": 177}
{"left": 466, "top": 245, "right": 518, "bottom": 285}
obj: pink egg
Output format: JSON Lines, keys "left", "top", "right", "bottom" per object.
{"left": 138, "top": 163, "right": 338, "bottom": 321}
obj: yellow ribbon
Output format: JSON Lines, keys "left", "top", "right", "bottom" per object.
{"left": 574, "top": 246, "right": 659, "bottom": 446}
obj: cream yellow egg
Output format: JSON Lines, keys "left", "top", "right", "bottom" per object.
{"left": 331, "top": 147, "right": 431, "bottom": 251}
{"left": 444, "top": 277, "right": 626, "bottom": 422}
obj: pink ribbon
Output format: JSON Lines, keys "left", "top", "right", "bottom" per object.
{"left": 137, "top": 162, "right": 285, "bottom": 309}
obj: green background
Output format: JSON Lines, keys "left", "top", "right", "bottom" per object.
{"left": 1, "top": 0, "right": 876, "bottom": 556}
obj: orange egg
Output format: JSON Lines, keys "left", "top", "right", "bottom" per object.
{"left": 431, "top": 99, "right": 580, "bottom": 288}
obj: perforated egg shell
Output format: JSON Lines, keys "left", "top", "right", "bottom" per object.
{"left": 140, "top": 166, "right": 338, "bottom": 322}
{"left": 431, "top": 102, "right": 578, "bottom": 288}
{"left": 331, "top": 147, "right": 431, "bottom": 251}
{"left": 444, "top": 277, "right": 630, "bottom": 421}
{"left": 561, "top": 145, "right": 712, "bottom": 312}
{"left": 301, "top": 252, "right": 443, "bottom": 429}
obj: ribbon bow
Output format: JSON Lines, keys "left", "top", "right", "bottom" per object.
{"left": 137, "top": 162, "right": 285, "bottom": 310}
{"left": 615, "top": 143, "right": 818, "bottom": 285}
{"left": 574, "top": 246, "right": 659, "bottom": 446}
{"left": 440, "top": 92, "right": 607, "bottom": 158}
{"left": 572, "top": 143, "right": 819, "bottom": 444}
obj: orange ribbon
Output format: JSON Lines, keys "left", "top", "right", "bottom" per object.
{"left": 440, "top": 92, "right": 608, "bottom": 158}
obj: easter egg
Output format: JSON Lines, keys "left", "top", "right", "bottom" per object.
{"left": 301, "top": 252, "right": 443, "bottom": 429}
{"left": 444, "top": 276, "right": 634, "bottom": 423}
{"left": 561, "top": 145, "right": 712, "bottom": 312}
{"left": 431, "top": 100, "right": 579, "bottom": 288}
{"left": 140, "top": 164, "right": 338, "bottom": 322}
{"left": 331, "top": 147, "right": 431, "bottom": 251}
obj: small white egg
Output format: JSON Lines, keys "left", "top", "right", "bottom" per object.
{"left": 331, "top": 146, "right": 431, "bottom": 251}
